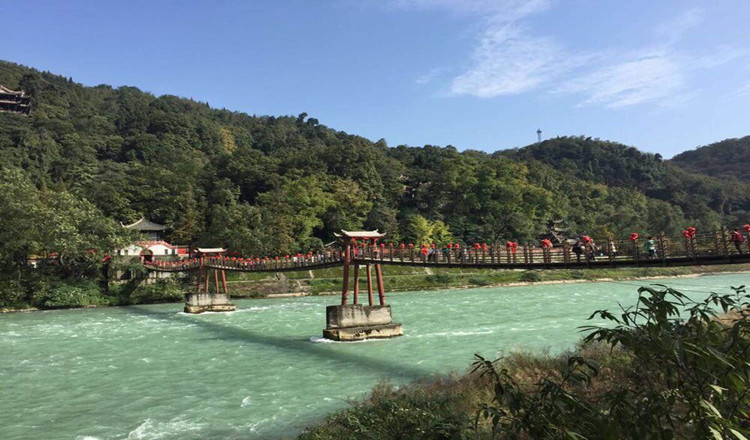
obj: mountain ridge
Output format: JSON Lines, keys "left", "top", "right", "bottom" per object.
{"left": 0, "top": 60, "right": 747, "bottom": 256}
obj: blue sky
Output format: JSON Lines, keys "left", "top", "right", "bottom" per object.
{"left": 3, "top": 0, "right": 749, "bottom": 157}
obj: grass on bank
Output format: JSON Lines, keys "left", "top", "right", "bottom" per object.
{"left": 299, "top": 284, "right": 749, "bottom": 439}
{"left": 233, "top": 263, "right": 750, "bottom": 296}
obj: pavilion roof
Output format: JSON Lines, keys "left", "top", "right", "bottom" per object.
{"left": 196, "top": 247, "right": 226, "bottom": 254}
{"left": 335, "top": 230, "right": 386, "bottom": 239}
{"left": 122, "top": 217, "right": 168, "bottom": 231}
{"left": 0, "top": 85, "right": 25, "bottom": 96}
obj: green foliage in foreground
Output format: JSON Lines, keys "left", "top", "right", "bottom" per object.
{"left": 300, "top": 285, "right": 749, "bottom": 439}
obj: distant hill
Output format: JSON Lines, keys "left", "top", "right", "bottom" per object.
{"left": 670, "top": 136, "right": 750, "bottom": 182}
{"left": 0, "top": 60, "right": 747, "bottom": 258}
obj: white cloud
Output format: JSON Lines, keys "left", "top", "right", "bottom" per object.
{"left": 655, "top": 7, "right": 703, "bottom": 44}
{"left": 400, "top": 1, "right": 750, "bottom": 107}
{"left": 450, "top": 23, "right": 568, "bottom": 97}
{"left": 392, "top": 0, "right": 550, "bottom": 17}
{"left": 415, "top": 67, "right": 448, "bottom": 85}
{"left": 737, "top": 81, "right": 750, "bottom": 96}
{"left": 557, "top": 51, "right": 684, "bottom": 108}
{"left": 557, "top": 46, "right": 749, "bottom": 108}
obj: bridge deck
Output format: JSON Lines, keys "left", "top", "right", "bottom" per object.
{"left": 144, "top": 253, "right": 749, "bottom": 273}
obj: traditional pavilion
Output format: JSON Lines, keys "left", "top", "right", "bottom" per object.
{"left": 123, "top": 217, "right": 168, "bottom": 241}
{"left": 0, "top": 85, "right": 31, "bottom": 115}
{"left": 333, "top": 230, "right": 387, "bottom": 306}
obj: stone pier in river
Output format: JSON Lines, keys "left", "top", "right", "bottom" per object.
{"left": 184, "top": 291, "right": 235, "bottom": 314}
{"left": 324, "top": 305, "right": 403, "bottom": 341}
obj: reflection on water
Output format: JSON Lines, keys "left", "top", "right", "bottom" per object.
{"left": 0, "top": 273, "right": 746, "bottom": 439}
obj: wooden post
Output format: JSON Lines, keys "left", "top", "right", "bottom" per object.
{"left": 375, "top": 264, "right": 386, "bottom": 305}
{"left": 196, "top": 259, "right": 204, "bottom": 292}
{"left": 713, "top": 230, "right": 721, "bottom": 256}
{"left": 353, "top": 264, "right": 360, "bottom": 305}
{"left": 691, "top": 236, "right": 698, "bottom": 264}
{"left": 528, "top": 244, "right": 534, "bottom": 265}
{"left": 205, "top": 268, "right": 210, "bottom": 292}
{"left": 221, "top": 269, "right": 228, "bottom": 294}
{"left": 214, "top": 269, "right": 220, "bottom": 294}
{"left": 563, "top": 241, "right": 570, "bottom": 266}
{"left": 658, "top": 234, "right": 667, "bottom": 267}
{"left": 341, "top": 239, "right": 351, "bottom": 305}
{"left": 366, "top": 263, "right": 374, "bottom": 306}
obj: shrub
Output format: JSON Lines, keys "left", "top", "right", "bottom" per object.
{"left": 426, "top": 273, "right": 455, "bottom": 284}
{"left": 519, "top": 271, "right": 542, "bottom": 282}
{"left": 569, "top": 270, "right": 585, "bottom": 279}
{"left": 467, "top": 277, "right": 491, "bottom": 286}
{"left": 128, "top": 279, "right": 184, "bottom": 304}
{"left": 473, "top": 284, "right": 749, "bottom": 439}
{"left": 32, "top": 279, "right": 105, "bottom": 308}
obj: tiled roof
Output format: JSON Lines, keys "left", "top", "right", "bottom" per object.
{"left": 335, "top": 230, "right": 386, "bottom": 238}
{"left": 196, "top": 247, "right": 226, "bottom": 254}
{"left": 122, "top": 217, "right": 168, "bottom": 231}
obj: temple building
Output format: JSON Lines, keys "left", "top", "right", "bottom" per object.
{"left": 118, "top": 218, "right": 188, "bottom": 261}
{"left": 0, "top": 85, "right": 31, "bottom": 115}
{"left": 123, "top": 217, "right": 168, "bottom": 241}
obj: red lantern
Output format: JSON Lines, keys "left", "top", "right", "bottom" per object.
{"left": 408, "top": 243, "right": 414, "bottom": 249}
{"left": 540, "top": 239, "right": 552, "bottom": 248}
{"left": 682, "top": 230, "right": 690, "bottom": 239}
{"left": 454, "top": 243, "right": 460, "bottom": 248}
{"left": 399, "top": 243, "right": 405, "bottom": 249}
{"left": 744, "top": 224, "right": 750, "bottom": 232}
{"left": 687, "top": 227, "right": 696, "bottom": 238}
{"left": 474, "top": 243, "right": 480, "bottom": 250}
{"left": 481, "top": 243, "right": 488, "bottom": 251}
{"left": 448, "top": 243, "right": 453, "bottom": 249}
{"left": 582, "top": 235, "right": 592, "bottom": 244}
{"left": 380, "top": 243, "right": 385, "bottom": 248}
{"left": 630, "top": 232, "right": 639, "bottom": 241}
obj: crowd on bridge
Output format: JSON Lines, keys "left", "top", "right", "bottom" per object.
{"left": 144, "top": 224, "right": 750, "bottom": 271}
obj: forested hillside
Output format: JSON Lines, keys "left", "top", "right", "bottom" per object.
{"left": 1, "top": 60, "right": 747, "bottom": 263}
{"left": 501, "top": 137, "right": 749, "bottom": 227}
{"left": 670, "top": 136, "right": 749, "bottom": 182}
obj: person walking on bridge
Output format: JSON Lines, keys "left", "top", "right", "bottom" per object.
{"left": 585, "top": 239, "right": 598, "bottom": 261}
{"left": 730, "top": 229, "right": 745, "bottom": 254}
{"left": 645, "top": 237, "right": 657, "bottom": 259}
{"left": 572, "top": 239, "right": 584, "bottom": 262}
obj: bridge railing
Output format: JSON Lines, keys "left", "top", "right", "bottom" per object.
{"left": 141, "top": 227, "right": 748, "bottom": 272}
{"left": 350, "top": 227, "right": 749, "bottom": 267}
{"left": 142, "top": 250, "right": 346, "bottom": 272}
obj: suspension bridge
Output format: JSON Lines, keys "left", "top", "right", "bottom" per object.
{"left": 143, "top": 227, "right": 750, "bottom": 340}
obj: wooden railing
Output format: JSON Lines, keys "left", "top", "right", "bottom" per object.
{"left": 143, "top": 228, "right": 750, "bottom": 273}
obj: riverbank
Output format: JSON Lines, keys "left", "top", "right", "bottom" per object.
{"left": 2, "top": 263, "right": 749, "bottom": 313}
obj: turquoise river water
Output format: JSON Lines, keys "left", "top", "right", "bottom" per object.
{"left": 1, "top": 273, "right": 747, "bottom": 439}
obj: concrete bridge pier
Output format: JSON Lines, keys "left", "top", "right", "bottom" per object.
{"left": 324, "top": 230, "right": 403, "bottom": 341}
{"left": 323, "top": 304, "right": 402, "bottom": 341}
{"left": 184, "top": 263, "right": 235, "bottom": 314}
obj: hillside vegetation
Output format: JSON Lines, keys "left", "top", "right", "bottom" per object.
{"left": 0, "top": 60, "right": 747, "bottom": 308}
{"left": 670, "top": 135, "right": 750, "bottom": 182}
